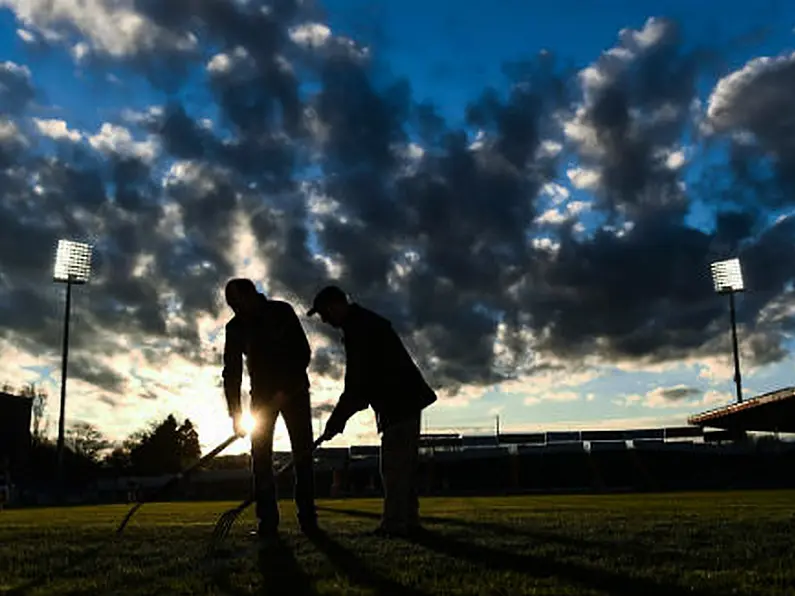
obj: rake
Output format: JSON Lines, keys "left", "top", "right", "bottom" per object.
{"left": 116, "top": 433, "right": 240, "bottom": 536}
{"left": 208, "top": 436, "right": 325, "bottom": 551}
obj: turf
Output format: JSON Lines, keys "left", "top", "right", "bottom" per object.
{"left": 1, "top": 490, "right": 793, "bottom": 595}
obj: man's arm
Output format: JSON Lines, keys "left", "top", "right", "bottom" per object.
{"left": 322, "top": 333, "right": 369, "bottom": 439}
{"left": 221, "top": 321, "right": 244, "bottom": 418}
{"left": 323, "top": 390, "right": 368, "bottom": 439}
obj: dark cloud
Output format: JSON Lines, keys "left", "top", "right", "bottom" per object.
{"left": 67, "top": 354, "right": 128, "bottom": 394}
{"left": 705, "top": 52, "right": 795, "bottom": 198}
{"left": 0, "top": 61, "right": 35, "bottom": 114}
{"left": 311, "top": 400, "right": 336, "bottom": 420}
{"left": 0, "top": 7, "right": 793, "bottom": 404}
{"left": 99, "top": 395, "right": 119, "bottom": 408}
{"left": 656, "top": 386, "right": 703, "bottom": 402}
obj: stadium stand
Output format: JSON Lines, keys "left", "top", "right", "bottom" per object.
{"left": 688, "top": 386, "right": 795, "bottom": 433}
{"left": 25, "top": 392, "right": 795, "bottom": 506}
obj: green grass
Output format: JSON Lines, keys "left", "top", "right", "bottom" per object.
{"left": 1, "top": 490, "right": 794, "bottom": 595}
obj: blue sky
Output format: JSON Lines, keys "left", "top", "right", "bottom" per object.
{"left": 0, "top": 0, "right": 794, "bottom": 454}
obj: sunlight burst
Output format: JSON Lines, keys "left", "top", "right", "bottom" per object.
{"left": 240, "top": 410, "right": 257, "bottom": 435}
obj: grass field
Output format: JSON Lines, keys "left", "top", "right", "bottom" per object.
{"left": 1, "top": 490, "right": 793, "bottom": 595}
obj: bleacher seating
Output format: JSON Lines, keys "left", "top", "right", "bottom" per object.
{"left": 69, "top": 425, "right": 795, "bottom": 506}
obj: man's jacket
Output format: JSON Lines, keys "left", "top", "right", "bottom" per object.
{"left": 222, "top": 295, "right": 311, "bottom": 415}
{"left": 326, "top": 303, "right": 437, "bottom": 433}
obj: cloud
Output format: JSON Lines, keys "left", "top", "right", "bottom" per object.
{"left": 0, "top": 61, "right": 35, "bottom": 114}
{"left": 618, "top": 384, "right": 734, "bottom": 409}
{"left": 32, "top": 118, "right": 83, "bottom": 142}
{"left": 0, "top": 7, "right": 794, "bottom": 447}
{"left": 646, "top": 385, "right": 702, "bottom": 405}
{"left": 1, "top": 0, "right": 198, "bottom": 60}
{"left": 289, "top": 23, "right": 331, "bottom": 48}
{"left": 87, "top": 123, "right": 159, "bottom": 162}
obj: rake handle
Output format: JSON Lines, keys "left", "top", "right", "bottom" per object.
{"left": 116, "top": 433, "right": 240, "bottom": 535}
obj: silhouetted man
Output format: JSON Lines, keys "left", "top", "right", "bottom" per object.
{"left": 222, "top": 278, "right": 318, "bottom": 542}
{"left": 308, "top": 285, "right": 437, "bottom": 537}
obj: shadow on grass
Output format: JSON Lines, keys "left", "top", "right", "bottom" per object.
{"left": 306, "top": 530, "right": 429, "bottom": 596}
{"left": 316, "top": 506, "right": 716, "bottom": 596}
{"left": 208, "top": 538, "right": 318, "bottom": 596}
{"left": 319, "top": 505, "right": 643, "bottom": 558}
{"left": 4, "top": 544, "right": 106, "bottom": 596}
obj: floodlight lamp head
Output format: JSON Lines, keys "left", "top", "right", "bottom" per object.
{"left": 710, "top": 257, "right": 744, "bottom": 294}
{"left": 53, "top": 239, "right": 93, "bottom": 284}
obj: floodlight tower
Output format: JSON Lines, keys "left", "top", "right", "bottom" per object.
{"left": 53, "top": 239, "right": 93, "bottom": 495}
{"left": 709, "top": 257, "right": 745, "bottom": 403}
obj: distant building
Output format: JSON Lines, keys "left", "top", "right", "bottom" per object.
{"left": 0, "top": 391, "right": 33, "bottom": 487}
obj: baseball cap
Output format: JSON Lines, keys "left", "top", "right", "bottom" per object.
{"left": 307, "top": 285, "right": 347, "bottom": 317}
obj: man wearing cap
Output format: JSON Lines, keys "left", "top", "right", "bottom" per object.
{"left": 307, "top": 285, "right": 437, "bottom": 537}
{"left": 222, "top": 278, "right": 319, "bottom": 542}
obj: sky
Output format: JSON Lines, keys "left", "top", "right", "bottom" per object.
{"left": 0, "top": 0, "right": 794, "bottom": 456}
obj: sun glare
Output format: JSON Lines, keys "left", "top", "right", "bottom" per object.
{"left": 241, "top": 410, "right": 257, "bottom": 435}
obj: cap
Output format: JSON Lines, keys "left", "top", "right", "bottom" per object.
{"left": 307, "top": 285, "right": 347, "bottom": 317}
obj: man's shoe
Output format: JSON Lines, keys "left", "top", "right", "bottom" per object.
{"left": 298, "top": 518, "right": 322, "bottom": 536}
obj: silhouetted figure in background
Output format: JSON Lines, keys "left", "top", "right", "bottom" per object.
{"left": 308, "top": 285, "right": 437, "bottom": 537}
{"left": 223, "top": 278, "right": 318, "bottom": 542}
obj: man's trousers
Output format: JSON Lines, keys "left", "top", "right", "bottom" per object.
{"left": 250, "top": 388, "right": 317, "bottom": 533}
{"left": 379, "top": 413, "right": 422, "bottom": 531}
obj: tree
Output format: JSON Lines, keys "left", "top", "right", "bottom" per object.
{"left": 177, "top": 419, "right": 201, "bottom": 468}
{"left": 66, "top": 421, "right": 111, "bottom": 462}
{"left": 102, "top": 445, "right": 132, "bottom": 473}
{"left": 126, "top": 414, "right": 203, "bottom": 475}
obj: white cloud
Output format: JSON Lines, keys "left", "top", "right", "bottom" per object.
{"left": 541, "top": 182, "right": 570, "bottom": 203}
{"left": 288, "top": 23, "right": 331, "bottom": 48}
{"left": 71, "top": 41, "right": 90, "bottom": 62}
{"left": 16, "top": 28, "right": 35, "bottom": 44}
{"left": 499, "top": 365, "right": 601, "bottom": 407}
{"left": 524, "top": 391, "right": 579, "bottom": 406}
{"left": 223, "top": 208, "right": 271, "bottom": 284}
{"left": 619, "top": 17, "right": 669, "bottom": 52}
{"left": 535, "top": 208, "right": 567, "bottom": 225}
{"left": 500, "top": 414, "right": 691, "bottom": 434}
{"left": 2, "top": 0, "right": 197, "bottom": 59}
{"left": 566, "top": 166, "right": 601, "bottom": 190}
{"left": 705, "top": 51, "right": 795, "bottom": 134}
{"left": 206, "top": 46, "right": 253, "bottom": 76}
{"left": 531, "top": 236, "right": 560, "bottom": 253}
{"left": 32, "top": 117, "right": 82, "bottom": 142}
{"left": 88, "top": 122, "right": 159, "bottom": 162}
{"left": 535, "top": 200, "right": 588, "bottom": 226}
{"left": 665, "top": 148, "right": 687, "bottom": 170}
{"left": 536, "top": 140, "right": 563, "bottom": 158}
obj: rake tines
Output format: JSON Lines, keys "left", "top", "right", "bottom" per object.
{"left": 206, "top": 436, "right": 325, "bottom": 555}
{"left": 207, "top": 498, "right": 253, "bottom": 553}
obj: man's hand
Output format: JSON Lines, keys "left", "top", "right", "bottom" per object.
{"left": 232, "top": 413, "right": 247, "bottom": 438}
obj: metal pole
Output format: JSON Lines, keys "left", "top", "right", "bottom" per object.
{"left": 729, "top": 291, "right": 743, "bottom": 403}
{"left": 56, "top": 278, "right": 72, "bottom": 498}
